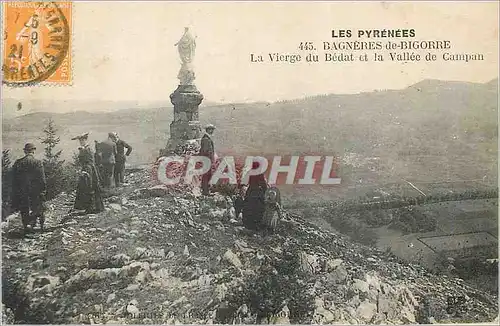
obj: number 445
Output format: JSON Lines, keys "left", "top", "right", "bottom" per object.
{"left": 298, "top": 42, "right": 315, "bottom": 51}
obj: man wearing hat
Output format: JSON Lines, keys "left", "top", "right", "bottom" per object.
{"left": 11, "top": 143, "right": 47, "bottom": 233}
{"left": 96, "top": 133, "right": 118, "bottom": 188}
{"left": 199, "top": 124, "right": 216, "bottom": 195}
{"left": 110, "top": 132, "right": 133, "bottom": 186}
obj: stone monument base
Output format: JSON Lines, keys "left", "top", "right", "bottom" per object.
{"left": 160, "top": 84, "right": 204, "bottom": 157}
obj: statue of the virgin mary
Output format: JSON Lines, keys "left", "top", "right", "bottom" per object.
{"left": 175, "top": 27, "right": 196, "bottom": 85}
{"left": 175, "top": 27, "right": 196, "bottom": 64}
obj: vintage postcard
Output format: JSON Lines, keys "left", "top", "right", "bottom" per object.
{"left": 1, "top": 1, "right": 498, "bottom": 325}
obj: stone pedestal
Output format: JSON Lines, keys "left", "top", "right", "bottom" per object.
{"left": 162, "top": 84, "right": 204, "bottom": 155}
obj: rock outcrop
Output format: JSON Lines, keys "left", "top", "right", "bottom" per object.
{"left": 2, "top": 168, "right": 498, "bottom": 324}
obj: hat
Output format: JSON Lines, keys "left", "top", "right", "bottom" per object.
{"left": 205, "top": 123, "right": 216, "bottom": 130}
{"left": 71, "top": 132, "right": 89, "bottom": 140}
{"left": 23, "top": 143, "right": 36, "bottom": 151}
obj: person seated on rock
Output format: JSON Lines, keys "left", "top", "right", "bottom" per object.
{"left": 264, "top": 186, "right": 281, "bottom": 208}
{"left": 261, "top": 186, "right": 283, "bottom": 233}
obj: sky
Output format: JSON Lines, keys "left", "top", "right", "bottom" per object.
{"left": 2, "top": 1, "right": 499, "bottom": 106}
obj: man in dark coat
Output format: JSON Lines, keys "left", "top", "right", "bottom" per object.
{"left": 110, "top": 132, "right": 132, "bottom": 186}
{"left": 96, "top": 133, "right": 117, "bottom": 188}
{"left": 199, "top": 124, "right": 216, "bottom": 196}
{"left": 72, "top": 133, "right": 104, "bottom": 214}
{"left": 11, "top": 143, "right": 47, "bottom": 233}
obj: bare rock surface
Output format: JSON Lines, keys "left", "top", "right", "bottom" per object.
{"left": 2, "top": 168, "right": 498, "bottom": 324}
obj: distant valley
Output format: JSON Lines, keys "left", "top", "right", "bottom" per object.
{"left": 3, "top": 79, "right": 498, "bottom": 201}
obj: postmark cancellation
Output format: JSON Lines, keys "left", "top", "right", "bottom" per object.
{"left": 2, "top": 1, "right": 73, "bottom": 86}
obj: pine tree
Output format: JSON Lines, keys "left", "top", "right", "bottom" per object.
{"left": 40, "top": 118, "right": 65, "bottom": 200}
{"left": 2, "top": 149, "right": 13, "bottom": 219}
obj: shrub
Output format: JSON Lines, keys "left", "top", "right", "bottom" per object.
{"left": 364, "top": 209, "right": 394, "bottom": 227}
{"left": 397, "top": 208, "right": 417, "bottom": 233}
{"left": 60, "top": 163, "right": 79, "bottom": 195}
{"left": 39, "top": 119, "right": 79, "bottom": 199}
{"left": 389, "top": 207, "right": 437, "bottom": 234}
{"left": 40, "top": 119, "right": 66, "bottom": 200}
{"left": 327, "top": 211, "right": 379, "bottom": 246}
{"left": 414, "top": 210, "right": 437, "bottom": 232}
{"left": 388, "top": 219, "right": 412, "bottom": 234}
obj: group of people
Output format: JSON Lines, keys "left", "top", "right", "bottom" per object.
{"left": 236, "top": 162, "right": 282, "bottom": 233}
{"left": 9, "top": 132, "right": 133, "bottom": 234}
{"left": 199, "top": 124, "right": 282, "bottom": 232}
{"left": 88, "top": 132, "right": 133, "bottom": 188}
{"left": 10, "top": 123, "right": 281, "bottom": 235}
{"left": 72, "top": 132, "right": 133, "bottom": 214}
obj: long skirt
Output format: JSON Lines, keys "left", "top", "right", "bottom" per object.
{"left": 74, "top": 164, "right": 104, "bottom": 214}
{"left": 242, "top": 191, "right": 266, "bottom": 230}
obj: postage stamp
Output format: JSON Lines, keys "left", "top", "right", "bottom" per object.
{"left": 2, "top": 1, "right": 72, "bottom": 86}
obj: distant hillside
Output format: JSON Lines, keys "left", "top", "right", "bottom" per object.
{"left": 2, "top": 79, "right": 498, "bottom": 199}
{"left": 1, "top": 97, "right": 223, "bottom": 120}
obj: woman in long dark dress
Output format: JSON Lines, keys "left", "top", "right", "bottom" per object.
{"left": 242, "top": 162, "right": 268, "bottom": 230}
{"left": 72, "top": 133, "right": 104, "bottom": 214}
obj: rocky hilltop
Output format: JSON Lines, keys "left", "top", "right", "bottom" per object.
{"left": 2, "top": 168, "right": 498, "bottom": 324}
